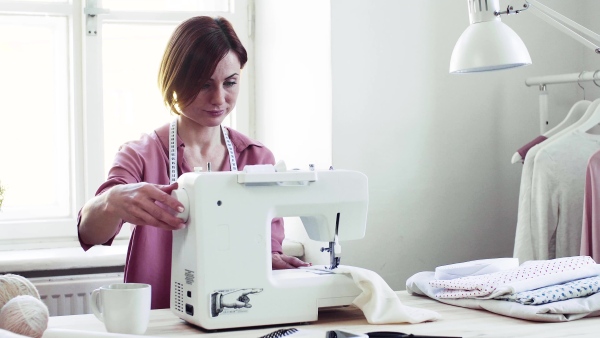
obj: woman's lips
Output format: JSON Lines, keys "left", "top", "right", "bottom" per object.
{"left": 206, "top": 110, "right": 225, "bottom": 117}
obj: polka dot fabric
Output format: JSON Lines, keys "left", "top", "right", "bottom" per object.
{"left": 495, "top": 275, "right": 600, "bottom": 305}
{"left": 429, "top": 256, "right": 597, "bottom": 299}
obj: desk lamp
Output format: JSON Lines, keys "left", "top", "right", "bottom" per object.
{"left": 450, "top": 0, "right": 600, "bottom": 74}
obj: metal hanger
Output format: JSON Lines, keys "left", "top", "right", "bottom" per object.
{"left": 578, "top": 71, "right": 586, "bottom": 100}
{"left": 593, "top": 70, "right": 600, "bottom": 88}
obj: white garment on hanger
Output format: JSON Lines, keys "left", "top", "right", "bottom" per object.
{"left": 513, "top": 143, "right": 541, "bottom": 262}
{"left": 574, "top": 98, "right": 600, "bottom": 134}
{"left": 511, "top": 100, "right": 592, "bottom": 164}
{"left": 530, "top": 131, "right": 600, "bottom": 259}
{"left": 513, "top": 100, "right": 595, "bottom": 262}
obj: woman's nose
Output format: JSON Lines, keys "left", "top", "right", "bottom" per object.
{"left": 210, "top": 86, "right": 226, "bottom": 106}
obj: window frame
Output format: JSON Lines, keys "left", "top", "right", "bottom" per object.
{"left": 0, "top": 0, "right": 252, "bottom": 249}
{"left": 0, "top": 0, "right": 79, "bottom": 248}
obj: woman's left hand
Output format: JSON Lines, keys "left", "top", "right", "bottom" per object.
{"left": 272, "top": 253, "right": 311, "bottom": 269}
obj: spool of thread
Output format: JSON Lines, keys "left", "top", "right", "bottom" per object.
{"left": 0, "top": 328, "right": 30, "bottom": 337}
{"left": 0, "top": 295, "right": 49, "bottom": 338}
{"left": 0, "top": 275, "right": 40, "bottom": 309}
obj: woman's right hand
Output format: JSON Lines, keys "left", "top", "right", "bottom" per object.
{"left": 104, "top": 182, "right": 186, "bottom": 231}
{"left": 79, "top": 181, "right": 186, "bottom": 245}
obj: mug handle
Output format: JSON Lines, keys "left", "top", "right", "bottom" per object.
{"left": 91, "top": 288, "right": 104, "bottom": 323}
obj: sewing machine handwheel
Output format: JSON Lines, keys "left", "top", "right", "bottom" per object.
{"left": 171, "top": 188, "right": 190, "bottom": 223}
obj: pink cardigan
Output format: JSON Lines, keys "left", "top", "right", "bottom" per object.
{"left": 581, "top": 149, "right": 600, "bottom": 262}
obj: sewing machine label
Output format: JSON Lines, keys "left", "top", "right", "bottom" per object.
{"left": 184, "top": 269, "right": 195, "bottom": 285}
{"left": 210, "top": 288, "right": 263, "bottom": 317}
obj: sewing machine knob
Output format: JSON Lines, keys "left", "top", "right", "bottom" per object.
{"left": 274, "top": 160, "right": 287, "bottom": 172}
{"left": 171, "top": 188, "right": 190, "bottom": 223}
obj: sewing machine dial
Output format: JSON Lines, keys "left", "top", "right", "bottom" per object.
{"left": 171, "top": 188, "right": 190, "bottom": 222}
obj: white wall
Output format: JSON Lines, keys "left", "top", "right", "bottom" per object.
{"left": 331, "top": 0, "right": 599, "bottom": 290}
{"left": 582, "top": 1, "right": 600, "bottom": 100}
{"left": 255, "top": 0, "right": 600, "bottom": 291}
{"left": 254, "top": 0, "right": 332, "bottom": 170}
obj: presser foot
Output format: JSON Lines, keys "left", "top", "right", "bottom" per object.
{"left": 320, "top": 241, "right": 341, "bottom": 270}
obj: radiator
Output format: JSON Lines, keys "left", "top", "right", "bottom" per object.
{"left": 30, "top": 273, "right": 123, "bottom": 316}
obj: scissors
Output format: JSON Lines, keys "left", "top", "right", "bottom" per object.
{"left": 366, "top": 332, "right": 461, "bottom": 338}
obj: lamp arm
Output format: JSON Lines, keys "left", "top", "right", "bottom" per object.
{"left": 528, "top": 0, "right": 600, "bottom": 54}
{"left": 496, "top": 0, "right": 600, "bottom": 54}
{"left": 495, "top": 3, "right": 530, "bottom": 16}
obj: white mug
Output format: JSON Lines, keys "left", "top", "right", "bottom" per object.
{"left": 91, "top": 283, "right": 151, "bottom": 335}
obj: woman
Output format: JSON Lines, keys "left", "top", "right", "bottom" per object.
{"left": 78, "top": 16, "right": 309, "bottom": 309}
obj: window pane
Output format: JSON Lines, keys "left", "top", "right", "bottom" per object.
{"left": 102, "top": 23, "right": 235, "bottom": 177}
{"left": 102, "top": 0, "right": 231, "bottom": 12}
{"left": 0, "top": 0, "right": 66, "bottom": 2}
{"left": 102, "top": 24, "right": 174, "bottom": 176}
{"left": 0, "top": 15, "right": 70, "bottom": 220}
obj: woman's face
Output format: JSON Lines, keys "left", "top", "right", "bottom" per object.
{"left": 180, "top": 51, "right": 241, "bottom": 128}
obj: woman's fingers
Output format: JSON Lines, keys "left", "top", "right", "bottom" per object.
{"left": 272, "top": 253, "right": 311, "bottom": 270}
{"left": 108, "top": 183, "right": 186, "bottom": 230}
{"left": 153, "top": 182, "right": 186, "bottom": 215}
{"left": 282, "top": 255, "right": 311, "bottom": 268}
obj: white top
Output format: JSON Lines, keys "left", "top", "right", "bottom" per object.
{"left": 529, "top": 131, "right": 600, "bottom": 259}
{"left": 513, "top": 142, "right": 543, "bottom": 262}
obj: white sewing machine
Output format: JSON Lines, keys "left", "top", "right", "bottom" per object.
{"left": 169, "top": 164, "right": 369, "bottom": 330}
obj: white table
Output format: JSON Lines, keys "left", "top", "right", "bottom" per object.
{"left": 46, "top": 291, "right": 600, "bottom": 338}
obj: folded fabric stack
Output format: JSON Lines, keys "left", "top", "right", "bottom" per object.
{"left": 406, "top": 256, "right": 600, "bottom": 322}
{"left": 495, "top": 275, "right": 600, "bottom": 305}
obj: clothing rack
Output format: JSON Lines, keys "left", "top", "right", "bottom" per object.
{"left": 525, "top": 70, "right": 600, "bottom": 133}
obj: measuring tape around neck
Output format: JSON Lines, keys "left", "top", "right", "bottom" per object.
{"left": 222, "top": 125, "right": 238, "bottom": 172}
{"left": 169, "top": 119, "right": 237, "bottom": 184}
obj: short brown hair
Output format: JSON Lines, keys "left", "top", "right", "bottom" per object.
{"left": 158, "top": 16, "right": 248, "bottom": 114}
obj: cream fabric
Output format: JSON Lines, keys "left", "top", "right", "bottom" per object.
{"left": 335, "top": 266, "right": 440, "bottom": 324}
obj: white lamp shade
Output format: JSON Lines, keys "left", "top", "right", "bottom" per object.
{"left": 450, "top": 20, "right": 532, "bottom": 74}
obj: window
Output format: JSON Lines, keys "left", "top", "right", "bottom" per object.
{"left": 0, "top": 0, "right": 251, "bottom": 248}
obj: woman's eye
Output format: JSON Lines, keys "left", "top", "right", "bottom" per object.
{"left": 224, "top": 81, "right": 237, "bottom": 88}
{"left": 200, "top": 83, "right": 211, "bottom": 90}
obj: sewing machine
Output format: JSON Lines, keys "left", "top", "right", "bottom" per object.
{"left": 169, "top": 164, "right": 369, "bottom": 330}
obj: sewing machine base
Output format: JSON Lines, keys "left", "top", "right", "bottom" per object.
{"left": 172, "top": 267, "right": 361, "bottom": 330}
